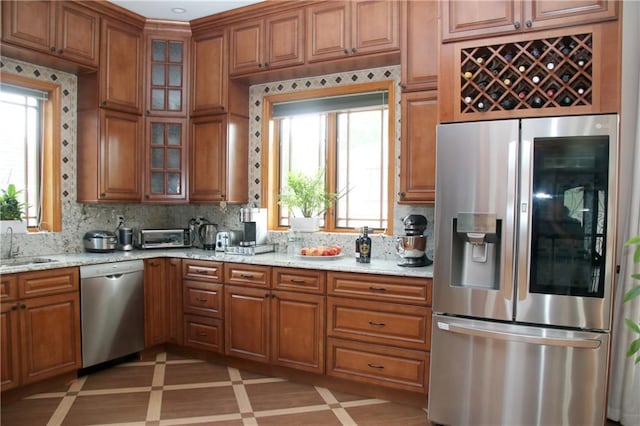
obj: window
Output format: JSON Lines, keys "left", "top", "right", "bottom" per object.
{"left": 263, "top": 81, "right": 394, "bottom": 233}
{"left": 0, "top": 73, "right": 61, "bottom": 231}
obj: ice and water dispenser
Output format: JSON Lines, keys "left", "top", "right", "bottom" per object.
{"left": 451, "top": 213, "right": 501, "bottom": 289}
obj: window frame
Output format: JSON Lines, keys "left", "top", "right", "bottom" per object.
{"left": 261, "top": 80, "right": 395, "bottom": 234}
{"left": 0, "top": 72, "right": 62, "bottom": 232}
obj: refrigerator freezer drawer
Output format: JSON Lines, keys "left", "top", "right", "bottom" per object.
{"left": 428, "top": 314, "right": 609, "bottom": 426}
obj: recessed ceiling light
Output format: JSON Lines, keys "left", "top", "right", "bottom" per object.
{"left": 171, "top": 7, "right": 186, "bottom": 14}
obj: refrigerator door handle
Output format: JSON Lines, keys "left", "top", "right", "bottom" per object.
{"left": 436, "top": 321, "right": 601, "bottom": 349}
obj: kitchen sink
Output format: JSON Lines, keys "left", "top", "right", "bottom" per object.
{"left": 0, "top": 257, "right": 59, "bottom": 268}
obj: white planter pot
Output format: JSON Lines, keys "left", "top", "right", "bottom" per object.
{"left": 1, "top": 220, "right": 27, "bottom": 234}
{"left": 289, "top": 216, "right": 319, "bottom": 233}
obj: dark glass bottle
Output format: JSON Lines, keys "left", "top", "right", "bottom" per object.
{"left": 501, "top": 96, "right": 517, "bottom": 110}
{"left": 487, "top": 59, "right": 502, "bottom": 75}
{"left": 530, "top": 95, "right": 544, "bottom": 108}
{"left": 560, "top": 95, "right": 574, "bottom": 106}
{"left": 356, "top": 226, "right": 371, "bottom": 264}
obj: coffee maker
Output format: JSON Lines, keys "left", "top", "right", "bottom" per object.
{"left": 396, "top": 214, "right": 432, "bottom": 267}
{"left": 239, "top": 207, "right": 268, "bottom": 246}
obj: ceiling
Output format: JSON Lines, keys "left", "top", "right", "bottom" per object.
{"left": 107, "top": 0, "right": 264, "bottom": 22}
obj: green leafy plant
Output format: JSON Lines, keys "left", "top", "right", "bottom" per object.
{"left": 0, "top": 184, "right": 26, "bottom": 221}
{"left": 278, "top": 169, "right": 342, "bottom": 218}
{"left": 623, "top": 235, "right": 640, "bottom": 364}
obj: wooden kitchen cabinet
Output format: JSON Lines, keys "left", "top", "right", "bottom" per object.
{"left": 167, "top": 258, "right": 183, "bottom": 345}
{"left": 400, "top": 0, "right": 439, "bottom": 92}
{"left": 100, "top": 17, "right": 143, "bottom": 114}
{"left": 271, "top": 290, "right": 325, "bottom": 374}
{"left": 145, "top": 31, "right": 189, "bottom": 117}
{"left": 327, "top": 272, "right": 432, "bottom": 306}
{"left": 189, "top": 114, "right": 248, "bottom": 204}
{"left": 1, "top": 268, "right": 81, "bottom": 391}
{"left": 306, "top": 0, "right": 399, "bottom": 63}
{"left": 144, "top": 258, "right": 169, "bottom": 347}
{"left": 225, "top": 285, "right": 270, "bottom": 362}
{"left": 441, "top": 0, "right": 618, "bottom": 42}
{"left": 1, "top": 0, "right": 100, "bottom": 68}
{"left": 143, "top": 118, "right": 188, "bottom": 203}
{"left": 77, "top": 104, "right": 143, "bottom": 202}
{"left": 229, "top": 9, "right": 304, "bottom": 75}
{"left": 399, "top": 91, "right": 437, "bottom": 204}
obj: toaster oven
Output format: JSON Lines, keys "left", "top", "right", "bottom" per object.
{"left": 137, "top": 228, "right": 192, "bottom": 249}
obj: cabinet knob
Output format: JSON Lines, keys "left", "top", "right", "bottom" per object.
{"left": 20, "top": 304, "right": 26, "bottom": 309}
{"left": 351, "top": 48, "right": 356, "bottom": 54}
{"left": 343, "top": 48, "right": 349, "bottom": 54}
{"left": 525, "top": 20, "right": 532, "bottom": 28}
{"left": 50, "top": 46, "right": 57, "bottom": 52}
{"left": 100, "top": 192, "right": 106, "bottom": 197}
{"left": 101, "top": 101, "right": 107, "bottom": 107}
{"left": 264, "top": 293, "right": 269, "bottom": 298}
{"left": 145, "top": 194, "right": 150, "bottom": 199}
{"left": 398, "top": 192, "right": 406, "bottom": 198}
{"left": 11, "top": 304, "right": 17, "bottom": 311}
{"left": 513, "top": 21, "right": 521, "bottom": 30}
{"left": 367, "top": 363, "right": 384, "bottom": 369}
{"left": 258, "top": 63, "right": 264, "bottom": 68}
{"left": 221, "top": 194, "right": 226, "bottom": 200}
{"left": 399, "top": 82, "right": 407, "bottom": 89}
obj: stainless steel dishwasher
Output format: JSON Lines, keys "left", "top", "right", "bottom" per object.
{"left": 80, "top": 260, "right": 145, "bottom": 368}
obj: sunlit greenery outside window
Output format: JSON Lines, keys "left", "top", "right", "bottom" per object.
{"left": 0, "top": 86, "right": 43, "bottom": 228}
{"left": 274, "top": 96, "right": 389, "bottom": 232}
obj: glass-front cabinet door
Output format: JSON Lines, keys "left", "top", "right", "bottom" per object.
{"left": 146, "top": 35, "right": 189, "bottom": 116}
{"left": 517, "top": 115, "right": 618, "bottom": 330}
{"left": 144, "top": 118, "right": 187, "bottom": 203}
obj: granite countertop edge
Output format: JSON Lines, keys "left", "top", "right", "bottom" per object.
{"left": 0, "top": 249, "right": 433, "bottom": 279}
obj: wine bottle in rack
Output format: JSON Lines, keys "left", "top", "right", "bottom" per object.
{"left": 515, "top": 83, "right": 529, "bottom": 100}
{"left": 561, "top": 73, "right": 572, "bottom": 83}
{"left": 531, "top": 46, "right": 541, "bottom": 58}
{"left": 501, "top": 95, "right": 517, "bottom": 110}
{"left": 545, "top": 86, "right": 558, "bottom": 98}
{"left": 530, "top": 95, "right": 545, "bottom": 108}
{"left": 488, "top": 86, "right": 504, "bottom": 101}
{"left": 531, "top": 75, "right": 542, "bottom": 85}
{"left": 487, "top": 59, "right": 502, "bottom": 75}
{"left": 476, "top": 100, "right": 486, "bottom": 111}
{"left": 559, "top": 95, "right": 574, "bottom": 106}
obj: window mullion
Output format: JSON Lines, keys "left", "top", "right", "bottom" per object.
{"left": 326, "top": 113, "right": 337, "bottom": 231}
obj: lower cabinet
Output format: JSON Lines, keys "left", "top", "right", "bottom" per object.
{"left": 184, "top": 315, "right": 224, "bottom": 352}
{"left": 1, "top": 268, "right": 81, "bottom": 392}
{"left": 144, "top": 258, "right": 183, "bottom": 347}
{"left": 225, "top": 285, "right": 270, "bottom": 362}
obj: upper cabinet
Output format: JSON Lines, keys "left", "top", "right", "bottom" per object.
{"left": 100, "top": 18, "right": 143, "bottom": 114}
{"left": 307, "top": 0, "right": 399, "bottom": 63}
{"left": 191, "top": 31, "right": 227, "bottom": 114}
{"left": 145, "top": 33, "right": 189, "bottom": 117}
{"left": 229, "top": 9, "right": 304, "bottom": 76}
{"left": 400, "top": 0, "right": 439, "bottom": 92}
{"left": 442, "top": 0, "right": 618, "bottom": 42}
{"left": 1, "top": 0, "right": 100, "bottom": 68}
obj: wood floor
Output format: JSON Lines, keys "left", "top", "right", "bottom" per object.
{"left": 0, "top": 352, "right": 430, "bottom": 425}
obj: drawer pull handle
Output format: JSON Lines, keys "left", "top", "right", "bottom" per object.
{"left": 196, "top": 297, "right": 208, "bottom": 302}
{"left": 194, "top": 269, "right": 209, "bottom": 274}
{"left": 369, "top": 286, "right": 387, "bottom": 291}
{"left": 240, "top": 273, "right": 255, "bottom": 279}
{"left": 368, "top": 321, "right": 386, "bottom": 327}
{"left": 198, "top": 332, "right": 208, "bottom": 337}
{"left": 290, "top": 278, "right": 305, "bottom": 283}
{"left": 367, "top": 363, "right": 384, "bottom": 369}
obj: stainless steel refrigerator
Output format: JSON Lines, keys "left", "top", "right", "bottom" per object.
{"left": 428, "top": 114, "right": 618, "bottom": 425}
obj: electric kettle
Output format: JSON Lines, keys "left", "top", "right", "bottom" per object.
{"left": 198, "top": 223, "right": 218, "bottom": 250}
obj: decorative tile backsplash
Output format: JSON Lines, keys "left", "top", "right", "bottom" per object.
{"left": 0, "top": 57, "right": 432, "bottom": 260}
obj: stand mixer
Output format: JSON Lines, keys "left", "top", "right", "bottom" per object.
{"left": 396, "top": 214, "right": 433, "bottom": 267}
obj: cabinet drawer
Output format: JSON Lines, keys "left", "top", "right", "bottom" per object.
{"left": 1, "top": 274, "right": 17, "bottom": 301}
{"left": 327, "top": 338, "right": 428, "bottom": 393}
{"left": 327, "top": 272, "right": 431, "bottom": 305}
{"left": 19, "top": 267, "right": 79, "bottom": 299}
{"left": 272, "top": 267, "right": 325, "bottom": 294}
{"left": 182, "top": 260, "right": 223, "bottom": 282}
{"left": 184, "top": 315, "right": 223, "bottom": 353}
{"left": 183, "top": 281, "right": 223, "bottom": 319}
{"left": 328, "top": 297, "right": 430, "bottom": 351}
{"left": 225, "top": 263, "right": 270, "bottom": 288}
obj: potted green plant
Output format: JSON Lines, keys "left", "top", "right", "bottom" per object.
{"left": 623, "top": 235, "right": 640, "bottom": 364}
{"left": 0, "top": 184, "right": 27, "bottom": 234}
{"left": 278, "top": 169, "right": 341, "bottom": 232}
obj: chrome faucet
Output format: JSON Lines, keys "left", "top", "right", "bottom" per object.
{"left": 3, "top": 226, "right": 14, "bottom": 259}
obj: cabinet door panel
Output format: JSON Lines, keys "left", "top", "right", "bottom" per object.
{"left": 100, "top": 19, "right": 143, "bottom": 113}
{"left": 401, "top": 0, "right": 438, "bottom": 91}
{"left": 442, "top": 0, "right": 523, "bottom": 42}
{"left": 229, "top": 20, "right": 263, "bottom": 74}
{"left": 306, "top": 2, "right": 350, "bottom": 62}
{"left": 351, "top": 0, "right": 399, "bottom": 54}
{"left": 265, "top": 10, "right": 305, "bottom": 69}
{"left": 527, "top": 0, "right": 618, "bottom": 29}
{"left": 225, "top": 286, "right": 270, "bottom": 362}
{"left": 1, "top": 1, "right": 55, "bottom": 52}
{"left": 20, "top": 293, "right": 81, "bottom": 385}
{"left": 184, "top": 315, "right": 223, "bottom": 353}
{"left": 1, "top": 303, "right": 20, "bottom": 391}
{"left": 100, "top": 110, "right": 142, "bottom": 201}
{"left": 191, "top": 32, "right": 226, "bottom": 114}
{"left": 271, "top": 291, "right": 325, "bottom": 373}
{"left": 167, "top": 258, "right": 183, "bottom": 345}
{"left": 144, "top": 118, "right": 187, "bottom": 203}
{"left": 144, "top": 259, "right": 169, "bottom": 347}
{"left": 183, "top": 282, "right": 223, "bottom": 319}
{"left": 58, "top": 2, "right": 100, "bottom": 66}
{"left": 189, "top": 116, "right": 227, "bottom": 202}
{"left": 399, "top": 91, "right": 437, "bottom": 204}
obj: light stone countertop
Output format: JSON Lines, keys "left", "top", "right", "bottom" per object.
{"left": 0, "top": 249, "right": 433, "bottom": 279}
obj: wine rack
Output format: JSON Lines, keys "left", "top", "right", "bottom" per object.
{"left": 460, "top": 33, "right": 593, "bottom": 114}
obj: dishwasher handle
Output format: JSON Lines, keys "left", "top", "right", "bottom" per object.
{"left": 437, "top": 321, "right": 602, "bottom": 349}
{"left": 105, "top": 274, "right": 124, "bottom": 279}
